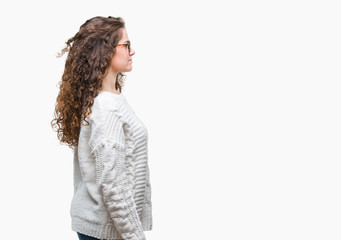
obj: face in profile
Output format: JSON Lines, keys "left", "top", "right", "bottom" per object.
{"left": 110, "top": 28, "right": 135, "bottom": 73}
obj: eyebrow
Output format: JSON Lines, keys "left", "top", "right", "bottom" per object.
{"left": 123, "top": 40, "right": 130, "bottom": 43}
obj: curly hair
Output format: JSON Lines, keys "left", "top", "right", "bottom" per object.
{"left": 51, "top": 16, "right": 126, "bottom": 151}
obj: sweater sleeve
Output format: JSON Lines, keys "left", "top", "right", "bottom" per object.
{"left": 88, "top": 105, "right": 146, "bottom": 240}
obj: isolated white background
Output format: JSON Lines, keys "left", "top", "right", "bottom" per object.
{"left": 0, "top": 0, "right": 340, "bottom": 239}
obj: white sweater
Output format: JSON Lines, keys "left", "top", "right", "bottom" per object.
{"left": 70, "top": 91, "right": 153, "bottom": 240}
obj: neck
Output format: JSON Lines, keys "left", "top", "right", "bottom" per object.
{"left": 101, "top": 69, "right": 119, "bottom": 93}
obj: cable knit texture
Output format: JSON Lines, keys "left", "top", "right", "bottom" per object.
{"left": 70, "top": 91, "right": 152, "bottom": 240}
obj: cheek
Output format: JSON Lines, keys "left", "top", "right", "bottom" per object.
{"left": 111, "top": 54, "right": 127, "bottom": 67}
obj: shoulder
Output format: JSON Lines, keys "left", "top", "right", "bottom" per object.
{"left": 90, "top": 93, "right": 125, "bottom": 122}
{"left": 87, "top": 93, "right": 127, "bottom": 149}
{"left": 93, "top": 92, "right": 125, "bottom": 111}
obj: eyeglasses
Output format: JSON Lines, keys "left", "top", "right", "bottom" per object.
{"left": 115, "top": 41, "right": 131, "bottom": 53}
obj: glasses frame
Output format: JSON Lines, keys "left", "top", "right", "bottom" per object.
{"left": 115, "top": 41, "right": 131, "bottom": 53}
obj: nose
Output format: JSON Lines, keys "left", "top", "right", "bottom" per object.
{"left": 130, "top": 47, "right": 135, "bottom": 56}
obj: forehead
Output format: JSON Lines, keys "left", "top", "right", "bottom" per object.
{"left": 120, "top": 28, "right": 129, "bottom": 43}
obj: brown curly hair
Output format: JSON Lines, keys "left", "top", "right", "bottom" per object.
{"left": 51, "top": 16, "right": 126, "bottom": 151}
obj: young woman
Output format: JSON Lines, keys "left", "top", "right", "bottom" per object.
{"left": 51, "top": 16, "right": 153, "bottom": 240}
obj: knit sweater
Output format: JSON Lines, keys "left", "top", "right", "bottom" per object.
{"left": 70, "top": 91, "right": 153, "bottom": 240}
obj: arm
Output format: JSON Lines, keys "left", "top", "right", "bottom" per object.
{"left": 88, "top": 106, "right": 145, "bottom": 240}
{"left": 140, "top": 164, "right": 153, "bottom": 230}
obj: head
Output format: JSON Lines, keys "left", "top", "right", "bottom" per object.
{"left": 51, "top": 16, "right": 133, "bottom": 150}
{"left": 108, "top": 27, "right": 135, "bottom": 75}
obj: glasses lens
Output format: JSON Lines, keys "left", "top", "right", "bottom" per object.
{"left": 128, "top": 42, "right": 131, "bottom": 52}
